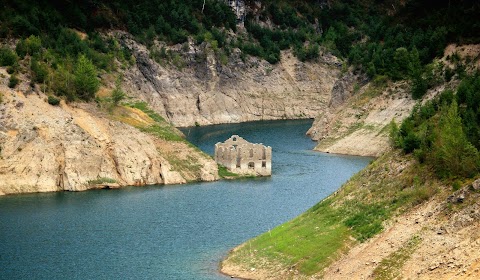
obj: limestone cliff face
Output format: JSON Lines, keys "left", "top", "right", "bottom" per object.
{"left": 307, "top": 44, "right": 480, "bottom": 157}
{"left": 0, "top": 73, "right": 218, "bottom": 195}
{"left": 307, "top": 79, "right": 416, "bottom": 157}
{"left": 116, "top": 32, "right": 341, "bottom": 127}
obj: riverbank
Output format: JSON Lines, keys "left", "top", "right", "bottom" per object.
{"left": 0, "top": 81, "right": 218, "bottom": 195}
{"left": 0, "top": 119, "right": 370, "bottom": 279}
{"left": 220, "top": 142, "right": 480, "bottom": 280}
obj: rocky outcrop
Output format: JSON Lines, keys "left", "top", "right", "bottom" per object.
{"left": 0, "top": 73, "right": 218, "bottom": 195}
{"left": 307, "top": 79, "right": 417, "bottom": 157}
{"left": 329, "top": 72, "right": 368, "bottom": 108}
{"left": 307, "top": 44, "right": 480, "bottom": 157}
{"left": 116, "top": 31, "right": 340, "bottom": 127}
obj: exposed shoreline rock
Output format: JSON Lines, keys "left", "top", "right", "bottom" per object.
{"left": 116, "top": 31, "right": 340, "bottom": 127}
{"left": 0, "top": 75, "right": 218, "bottom": 196}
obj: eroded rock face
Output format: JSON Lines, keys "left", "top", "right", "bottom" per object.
{"left": 116, "top": 31, "right": 340, "bottom": 127}
{"left": 0, "top": 81, "right": 218, "bottom": 195}
{"left": 307, "top": 80, "right": 416, "bottom": 157}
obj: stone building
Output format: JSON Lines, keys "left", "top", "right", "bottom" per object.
{"left": 214, "top": 135, "right": 272, "bottom": 176}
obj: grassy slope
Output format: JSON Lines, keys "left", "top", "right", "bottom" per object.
{"left": 106, "top": 101, "right": 216, "bottom": 181}
{"left": 223, "top": 149, "right": 443, "bottom": 277}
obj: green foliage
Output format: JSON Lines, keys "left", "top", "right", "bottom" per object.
{"left": 430, "top": 101, "right": 480, "bottom": 178}
{"left": 16, "top": 35, "right": 42, "bottom": 58}
{"left": 30, "top": 57, "right": 49, "bottom": 83}
{"left": 230, "top": 198, "right": 350, "bottom": 276}
{"left": 47, "top": 95, "right": 60, "bottom": 106}
{"left": 127, "top": 102, "right": 185, "bottom": 142}
{"left": 51, "top": 64, "right": 76, "bottom": 101}
{"left": 391, "top": 74, "right": 480, "bottom": 179}
{"left": 218, "top": 165, "right": 239, "bottom": 178}
{"left": 8, "top": 74, "right": 19, "bottom": 88}
{"left": 88, "top": 177, "right": 117, "bottom": 185}
{"left": 344, "top": 203, "right": 388, "bottom": 242}
{"left": 1, "top": 0, "right": 478, "bottom": 91}
{"left": 74, "top": 54, "right": 99, "bottom": 101}
{"left": 110, "top": 78, "right": 126, "bottom": 106}
{"left": 0, "top": 47, "right": 18, "bottom": 67}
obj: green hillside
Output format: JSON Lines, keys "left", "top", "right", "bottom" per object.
{"left": 2, "top": 1, "right": 479, "bottom": 99}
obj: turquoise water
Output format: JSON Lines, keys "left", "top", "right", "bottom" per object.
{"left": 0, "top": 120, "right": 371, "bottom": 280}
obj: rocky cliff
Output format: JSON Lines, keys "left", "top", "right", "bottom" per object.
{"left": 307, "top": 44, "right": 480, "bottom": 157}
{"left": 307, "top": 77, "right": 417, "bottom": 157}
{"left": 0, "top": 69, "right": 218, "bottom": 195}
{"left": 0, "top": 28, "right": 345, "bottom": 195}
{"left": 116, "top": 31, "right": 341, "bottom": 127}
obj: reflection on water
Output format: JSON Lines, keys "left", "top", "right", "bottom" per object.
{"left": 0, "top": 119, "right": 371, "bottom": 280}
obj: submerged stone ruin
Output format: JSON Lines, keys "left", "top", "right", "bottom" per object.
{"left": 214, "top": 135, "right": 272, "bottom": 176}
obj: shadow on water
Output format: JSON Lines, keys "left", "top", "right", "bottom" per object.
{"left": 0, "top": 119, "right": 371, "bottom": 280}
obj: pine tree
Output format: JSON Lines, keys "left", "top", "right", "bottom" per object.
{"left": 74, "top": 55, "right": 99, "bottom": 101}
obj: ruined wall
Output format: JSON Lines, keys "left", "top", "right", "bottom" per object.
{"left": 215, "top": 135, "right": 271, "bottom": 176}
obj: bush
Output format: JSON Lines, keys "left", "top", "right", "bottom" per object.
{"left": 0, "top": 47, "right": 18, "bottom": 67}
{"left": 30, "top": 58, "right": 49, "bottom": 83}
{"left": 16, "top": 35, "right": 42, "bottom": 58}
{"left": 8, "top": 74, "right": 19, "bottom": 88}
{"left": 51, "top": 65, "right": 76, "bottom": 101}
{"left": 47, "top": 95, "right": 60, "bottom": 106}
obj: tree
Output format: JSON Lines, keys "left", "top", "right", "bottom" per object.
{"left": 15, "top": 35, "right": 42, "bottom": 58}
{"left": 111, "top": 77, "right": 125, "bottom": 106}
{"left": 74, "top": 54, "right": 99, "bottom": 101}
{"left": 430, "top": 101, "right": 480, "bottom": 178}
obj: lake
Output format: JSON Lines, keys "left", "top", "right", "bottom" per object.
{"left": 0, "top": 119, "right": 371, "bottom": 279}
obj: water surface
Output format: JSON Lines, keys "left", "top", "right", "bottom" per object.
{"left": 0, "top": 119, "right": 371, "bottom": 279}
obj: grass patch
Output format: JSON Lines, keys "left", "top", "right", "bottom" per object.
{"left": 158, "top": 150, "right": 207, "bottom": 182}
{"left": 141, "top": 124, "right": 184, "bottom": 142}
{"left": 344, "top": 202, "right": 389, "bottom": 242}
{"left": 218, "top": 164, "right": 239, "bottom": 178}
{"left": 229, "top": 198, "right": 351, "bottom": 276}
{"left": 226, "top": 150, "right": 441, "bottom": 277}
{"left": 372, "top": 235, "right": 422, "bottom": 280}
{"left": 124, "top": 101, "right": 185, "bottom": 142}
{"left": 88, "top": 177, "right": 117, "bottom": 185}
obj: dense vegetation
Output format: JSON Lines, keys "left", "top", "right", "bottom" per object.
{"left": 391, "top": 72, "right": 480, "bottom": 179}
{"left": 1, "top": 0, "right": 479, "bottom": 101}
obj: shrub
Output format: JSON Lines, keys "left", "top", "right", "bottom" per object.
{"left": 51, "top": 65, "right": 76, "bottom": 101}
{"left": 30, "top": 58, "right": 49, "bottom": 83}
{"left": 8, "top": 74, "right": 19, "bottom": 88}
{"left": 0, "top": 47, "right": 18, "bottom": 67}
{"left": 47, "top": 95, "right": 60, "bottom": 106}
{"left": 15, "top": 35, "right": 42, "bottom": 58}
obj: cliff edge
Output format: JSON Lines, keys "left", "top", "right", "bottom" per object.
{"left": 0, "top": 72, "right": 218, "bottom": 195}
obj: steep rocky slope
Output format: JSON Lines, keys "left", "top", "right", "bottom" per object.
{"left": 117, "top": 31, "right": 341, "bottom": 127}
{"left": 307, "top": 78, "right": 417, "bottom": 157}
{"left": 222, "top": 151, "right": 480, "bottom": 280}
{"left": 0, "top": 70, "right": 218, "bottom": 195}
{"left": 307, "top": 44, "right": 480, "bottom": 157}
{"left": 221, "top": 44, "right": 480, "bottom": 279}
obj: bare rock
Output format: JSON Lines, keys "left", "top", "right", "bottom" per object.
{"left": 115, "top": 31, "right": 340, "bottom": 127}
{"left": 0, "top": 88, "right": 218, "bottom": 195}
